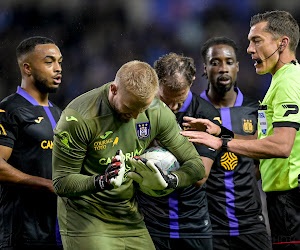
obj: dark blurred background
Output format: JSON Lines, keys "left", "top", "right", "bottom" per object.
{"left": 0, "top": 0, "right": 299, "bottom": 109}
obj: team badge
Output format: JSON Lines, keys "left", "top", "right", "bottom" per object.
{"left": 136, "top": 122, "right": 151, "bottom": 139}
{"left": 221, "top": 152, "right": 238, "bottom": 170}
{"left": 242, "top": 119, "right": 254, "bottom": 133}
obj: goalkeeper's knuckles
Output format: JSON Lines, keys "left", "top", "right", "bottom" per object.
{"left": 94, "top": 150, "right": 125, "bottom": 190}
{"left": 128, "top": 157, "right": 178, "bottom": 190}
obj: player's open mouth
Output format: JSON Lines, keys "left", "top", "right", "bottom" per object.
{"left": 218, "top": 76, "right": 231, "bottom": 85}
{"left": 53, "top": 75, "right": 62, "bottom": 84}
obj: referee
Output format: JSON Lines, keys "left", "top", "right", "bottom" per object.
{"left": 0, "top": 37, "right": 63, "bottom": 249}
{"left": 181, "top": 11, "right": 300, "bottom": 250}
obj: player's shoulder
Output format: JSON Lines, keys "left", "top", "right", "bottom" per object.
{"left": 242, "top": 95, "right": 259, "bottom": 109}
{"left": 66, "top": 84, "right": 110, "bottom": 118}
{"left": 0, "top": 93, "right": 28, "bottom": 113}
{"left": 191, "top": 92, "right": 220, "bottom": 116}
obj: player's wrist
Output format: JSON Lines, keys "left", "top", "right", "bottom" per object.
{"left": 221, "top": 135, "right": 232, "bottom": 151}
{"left": 218, "top": 126, "right": 234, "bottom": 138}
{"left": 94, "top": 175, "right": 113, "bottom": 190}
{"left": 166, "top": 173, "right": 178, "bottom": 189}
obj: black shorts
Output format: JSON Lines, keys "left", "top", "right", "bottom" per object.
{"left": 151, "top": 236, "right": 213, "bottom": 250}
{"left": 212, "top": 232, "right": 271, "bottom": 250}
{"left": 266, "top": 188, "right": 300, "bottom": 250}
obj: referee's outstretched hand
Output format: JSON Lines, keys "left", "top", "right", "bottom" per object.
{"left": 182, "top": 116, "right": 221, "bottom": 136}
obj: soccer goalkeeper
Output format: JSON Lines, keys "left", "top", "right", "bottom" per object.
{"left": 52, "top": 60, "right": 205, "bottom": 250}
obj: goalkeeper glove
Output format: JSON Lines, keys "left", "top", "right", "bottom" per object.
{"left": 128, "top": 157, "right": 178, "bottom": 190}
{"left": 95, "top": 150, "right": 125, "bottom": 190}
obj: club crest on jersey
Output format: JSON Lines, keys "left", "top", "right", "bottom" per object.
{"left": 136, "top": 122, "right": 150, "bottom": 139}
{"left": 221, "top": 152, "right": 238, "bottom": 170}
{"left": 242, "top": 119, "right": 254, "bottom": 133}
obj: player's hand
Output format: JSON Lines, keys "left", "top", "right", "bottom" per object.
{"left": 182, "top": 117, "right": 221, "bottom": 136}
{"left": 95, "top": 150, "right": 125, "bottom": 190}
{"left": 180, "top": 130, "right": 223, "bottom": 150}
{"left": 128, "top": 157, "right": 178, "bottom": 190}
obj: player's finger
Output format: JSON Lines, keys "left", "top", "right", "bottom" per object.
{"left": 129, "top": 158, "right": 151, "bottom": 172}
{"left": 127, "top": 172, "right": 143, "bottom": 183}
{"left": 182, "top": 116, "right": 196, "bottom": 122}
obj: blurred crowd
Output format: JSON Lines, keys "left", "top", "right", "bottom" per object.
{"left": 0, "top": 0, "right": 300, "bottom": 108}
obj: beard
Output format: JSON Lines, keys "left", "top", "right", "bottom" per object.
{"left": 112, "top": 101, "right": 132, "bottom": 123}
{"left": 213, "top": 84, "right": 233, "bottom": 96}
{"left": 211, "top": 80, "right": 236, "bottom": 97}
{"left": 32, "top": 73, "right": 58, "bottom": 94}
{"left": 114, "top": 111, "right": 132, "bottom": 123}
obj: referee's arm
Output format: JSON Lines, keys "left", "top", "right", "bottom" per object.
{"left": 181, "top": 126, "right": 296, "bottom": 160}
{"left": 0, "top": 145, "right": 54, "bottom": 192}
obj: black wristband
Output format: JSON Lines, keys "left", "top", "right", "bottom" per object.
{"left": 218, "top": 126, "right": 234, "bottom": 138}
{"left": 166, "top": 173, "right": 178, "bottom": 189}
{"left": 221, "top": 135, "right": 232, "bottom": 150}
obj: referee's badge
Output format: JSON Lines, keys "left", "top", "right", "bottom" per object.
{"left": 136, "top": 122, "right": 151, "bottom": 139}
{"left": 258, "top": 110, "right": 267, "bottom": 135}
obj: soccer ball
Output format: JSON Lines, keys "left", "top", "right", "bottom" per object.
{"left": 140, "top": 146, "right": 180, "bottom": 174}
{"left": 137, "top": 146, "right": 180, "bottom": 197}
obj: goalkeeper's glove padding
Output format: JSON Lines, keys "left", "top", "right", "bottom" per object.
{"left": 94, "top": 150, "right": 125, "bottom": 190}
{"left": 128, "top": 157, "right": 178, "bottom": 190}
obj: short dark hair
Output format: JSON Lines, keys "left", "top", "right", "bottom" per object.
{"left": 250, "top": 10, "right": 299, "bottom": 53}
{"left": 201, "top": 37, "right": 238, "bottom": 63}
{"left": 154, "top": 52, "right": 196, "bottom": 90}
{"left": 16, "top": 36, "right": 55, "bottom": 59}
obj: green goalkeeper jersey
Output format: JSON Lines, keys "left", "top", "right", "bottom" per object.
{"left": 52, "top": 82, "right": 204, "bottom": 237}
{"left": 258, "top": 63, "right": 300, "bottom": 192}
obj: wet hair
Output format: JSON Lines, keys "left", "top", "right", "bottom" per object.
{"left": 154, "top": 52, "right": 196, "bottom": 91}
{"left": 115, "top": 60, "right": 158, "bottom": 100}
{"left": 16, "top": 36, "right": 55, "bottom": 59}
{"left": 201, "top": 36, "right": 238, "bottom": 64}
{"left": 250, "top": 10, "right": 299, "bottom": 53}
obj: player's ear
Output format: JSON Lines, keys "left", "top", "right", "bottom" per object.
{"left": 236, "top": 61, "right": 239, "bottom": 73}
{"left": 202, "top": 63, "right": 207, "bottom": 77}
{"left": 110, "top": 83, "right": 118, "bottom": 96}
{"left": 23, "top": 62, "right": 32, "bottom": 76}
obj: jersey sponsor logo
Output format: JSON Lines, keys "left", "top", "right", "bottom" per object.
{"left": 0, "top": 109, "right": 5, "bottom": 113}
{"left": 100, "top": 131, "right": 113, "bottom": 139}
{"left": 258, "top": 110, "right": 267, "bottom": 135}
{"left": 136, "top": 122, "right": 150, "bottom": 139}
{"left": 0, "top": 124, "right": 7, "bottom": 135}
{"left": 99, "top": 148, "right": 144, "bottom": 165}
{"left": 242, "top": 119, "right": 254, "bottom": 133}
{"left": 41, "top": 140, "right": 53, "bottom": 149}
{"left": 34, "top": 117, "right": 44, "bottom": 123}
{"left": 99, "top": 148, "right": 144, "bottom": 180}
{"left": 94, "top": 136, "right": 119, "bottom": 150}
{"left": 58, "top": 131, "right": 72, "bottom": 148}
{"left": 112, "top": 137, "right": 119, "bottom": 147}
{"left": 66, "top": 116, "right": 78, "bottom": 122}
{"left": 221, "top": 152, "right": 238, "bottom": 170}
{"left": 282, "top": 104, "right": 299, "bottom": 117}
